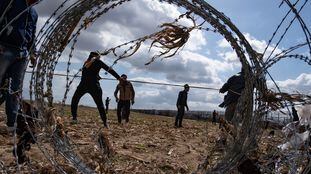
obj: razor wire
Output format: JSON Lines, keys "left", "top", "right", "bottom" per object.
{"left": 0, "top": 0, "right": 310, "bottom": 173}
{"left": 0, "top": 160, "right": 7, "bottom": 174}
{"left": 264, "top": 0, "right": 310, "bottom": 64}
{"left": 34, "top": 0, "right": 259, "bottom": 172}
{"left": 27, "top": 70, "right": 221, "bottom": 90}
{"left": 30, "top": 0, "right": 264, "bottom": 173}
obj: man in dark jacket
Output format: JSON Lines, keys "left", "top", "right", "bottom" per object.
{"left": 105, "top": 97, "right": 111, "bottom": 114}
{"left": 175, "top": 84, "right": 190, "bottom": 128}
{"left": 114, "top": 74, "right": 135, "bottom": 124}
{"left": 0, "top": 0, "right": 38, "bottom": 133}
{"left": 71, "top": 52, "right": 121, "bottom": 128}
{"left": 219, "top": 71, "right": 245, "bottom": 122}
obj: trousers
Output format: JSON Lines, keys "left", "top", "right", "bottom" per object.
{"left": 175, "top": 106, "right": 185, "bottom": 127}
{"left": 0, "top": 45, "right": 28, "bottom": 127}
{"left": 117, "top": 100, "right": 130, "bottom": 123}
{"left": 71, "top": 83, "right": 107, "bottom": 126}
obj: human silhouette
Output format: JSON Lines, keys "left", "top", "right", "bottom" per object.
{"left": 175, "top": 84, "right": 190, "bottom": 128}
{"left": 71, "top": 51, "right": 120, "bottom": 127}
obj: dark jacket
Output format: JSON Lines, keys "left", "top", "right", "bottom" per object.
{"left": 220, "top": 72, "right": 245, "bottom": 106}
{"left": 176, "top": 90, "right": 188, "bottom": 107}
{"left": 0, "top": 0, "right": 38, "bottom": 53}
{"left": 105, "top": 98, "right": 110, "bottom": 105}
{"left": 80, "top": 59, "right": 120, "bottom": 85}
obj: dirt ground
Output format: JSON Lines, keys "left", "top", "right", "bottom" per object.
{"left": 0, "top": 105, "right": 284, "bottom": 174}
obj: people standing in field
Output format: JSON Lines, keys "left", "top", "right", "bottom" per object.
{"left": 0, "top": 0, "right": 38, "bottom": 133}
{"left": 175, "top": 84, "right": 190, "bottom": 128}
{"left": 114, "top": 74, "right": 135, "bottom": 124}
{"left": 219, "top": 69, "right": 245, "bottom": 122}
{"left": 71, "top": 51, "right": 121, "bottom": 128}
{"left": 105, "top": 97, "right": 111, "bottom": 114}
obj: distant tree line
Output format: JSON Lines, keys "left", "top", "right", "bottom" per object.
{"left": 132, "top": 109, "right": 224, "bottom": 121}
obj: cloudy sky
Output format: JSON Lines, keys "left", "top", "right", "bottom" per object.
{"left": 24, "top": 0, "right": 311, "bottom": 111}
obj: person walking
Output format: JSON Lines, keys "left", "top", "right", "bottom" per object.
{"left": 114, "top": 74, "right": 135, "bottom": 124}
{"left": 175, "top": 84, "right": 190, "bottom": 128}
{"left": 71, "top": 51, "right": 120, "bottom": 128}
{"left": 105, "top": 97, "right": 111, "bottom": 114}
{"left": 0, "top": 0, "right": 38, "bottom": 133}
{"left": 212, "top": 110, "right": 218, "bottom": 124}
{"left": 219, "top": 70, "right": 245, "bottom": 122}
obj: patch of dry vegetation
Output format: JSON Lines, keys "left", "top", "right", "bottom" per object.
{"left": 0, "top": 105, "right": 285, "bottom": 173}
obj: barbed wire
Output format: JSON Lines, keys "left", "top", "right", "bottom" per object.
{"left": 1, "top": 0, "right": 310, "bottom": 173}
{"left": 25, "top": 70, "right": 220, "bottom": 90}
{"left": 0, "top": 160, "right": 7, "bottom": 174}
{"left": 261, "top": 0, "right": 301, "bottom": 60}
{"left": 264, "top": 0, "right": 310, "bottom": 63}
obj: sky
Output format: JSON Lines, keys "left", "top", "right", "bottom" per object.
{"left": 24, "top": 0, "right": 311, "bottom": 111}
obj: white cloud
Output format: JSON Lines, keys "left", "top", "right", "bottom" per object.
{"left": 244, "top": 33, "right": 282, "bottom": 59}
{"left": 137, "top": 90, "right": 160, "bottom": 98}
{"left": 244, "top": 33, "right": 268, "bottom": 52}
{"left": 181, "top": 51, "right": 234, "bottom": 77}
{"left": 217, "top": 39, "right": 230, "bottom": 48}
{"left": 217, "top": 50, "right": 240, "bottom": 66}
{"left": 143, "top": 0, "right": 180, "bottom": 19}
{"left": 184, "top": 30, "right": 207, "bottom": 51}
{"left": 268, "top": 73, "right": 311, "bottom": 94}
{"left": 217, "top": 33, "right": 283, "bottom": 64}
{"left": 216, "top": 37, "right": 241, "bottom": 67}
{"left": 99, "top": 29, "right": 132, "bottom": 48}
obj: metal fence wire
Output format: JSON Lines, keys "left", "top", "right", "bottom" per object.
{"left": 1, "top": 0, "right": 310, "bottom": 173}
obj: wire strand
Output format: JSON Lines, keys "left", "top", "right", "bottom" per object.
{"left": 25, "top": 71, "right": 220, "bottom": 90}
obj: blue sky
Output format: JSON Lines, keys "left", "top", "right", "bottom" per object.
{"left": 208, "top": 0, "right": 311, "bottom": 80}
{"left": 26, "top": 0, "right": 311, "bottom": 111}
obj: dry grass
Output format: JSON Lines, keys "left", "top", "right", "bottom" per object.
{"left": 0, "top": 105, "right": 285, "bottom": 173}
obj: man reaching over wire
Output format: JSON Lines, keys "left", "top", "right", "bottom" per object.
{"left": 219, "top": 69, "right": 245, "bottom": 122}
{"left": 71, "top": 51, "right": 121, "bottom": 128}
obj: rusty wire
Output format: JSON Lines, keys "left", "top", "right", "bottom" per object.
{"left": 0, "top": 0, "right": 309, "bottom": 173}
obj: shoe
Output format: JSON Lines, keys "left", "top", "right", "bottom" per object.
{"left": 71, "top": 119, "right": 78, "bottom": 124}
{"left": 104, "top": 123, "right": 109, "bottom": 129}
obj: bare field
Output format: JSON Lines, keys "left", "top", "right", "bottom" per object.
{"left": 0, "top": 105, "right": 283, "bottom": 173}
